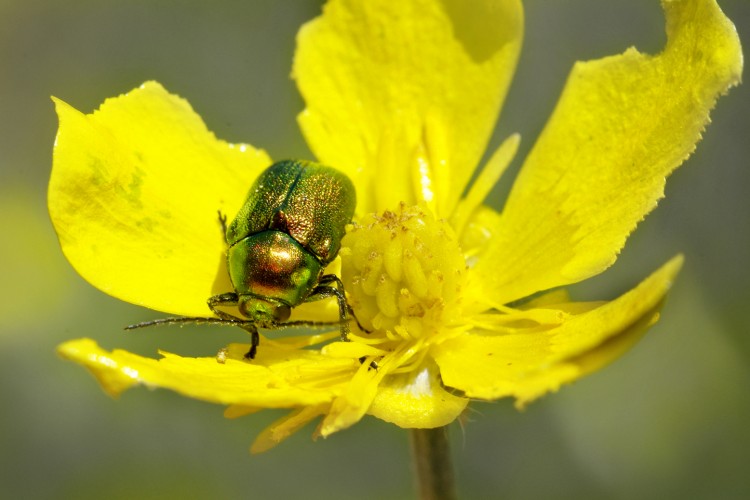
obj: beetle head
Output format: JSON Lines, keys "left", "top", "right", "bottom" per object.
{"left": 238, "top": 295, "right": 291, "bottom": 326}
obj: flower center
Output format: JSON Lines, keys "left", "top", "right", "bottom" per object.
{"left": 340, "top": 203, "right": 466, "bottom": 343}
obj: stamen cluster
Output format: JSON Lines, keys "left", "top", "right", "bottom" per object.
{"left": 340, "top": 204, "right": 466, "bottom": 342}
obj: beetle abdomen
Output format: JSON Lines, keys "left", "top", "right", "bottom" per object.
{"left": 276, "top": 164, "right": 355, "bottom": 261}
{"left": 227, "top": 160, "right": 356, "bottom": 264}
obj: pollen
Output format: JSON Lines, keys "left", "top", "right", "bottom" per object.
{"left": 340, "top": 204, "right": 466, "bottom": 340}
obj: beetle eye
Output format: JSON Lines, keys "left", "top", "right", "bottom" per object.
{"left": 274, "top": 304, "right": 291, "bottom": 322}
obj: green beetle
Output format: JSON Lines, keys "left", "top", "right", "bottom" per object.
{"left": 129, "top": 159, "right": 357, "bottom": 359}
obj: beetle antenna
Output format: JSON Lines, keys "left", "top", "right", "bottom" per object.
{"left": 281, "top": 319, "right": 350, "bottom": 329}
{"left": 125, "top": 317, "right": 351, "bottom": 331}
{"left": 125, "top": 317, "right": 247, "bottom": 330}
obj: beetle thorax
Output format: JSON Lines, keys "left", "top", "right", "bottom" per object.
{"left": 227, "top": 230, "right": 324, "bottom": 313}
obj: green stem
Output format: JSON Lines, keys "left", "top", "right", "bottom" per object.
{"left": 409, "top": 427, "right": 457, "bottom": 500}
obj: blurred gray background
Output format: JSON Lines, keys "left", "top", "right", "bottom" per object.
{"left": 1, "top": 0, "right": 748, "bottom": 498}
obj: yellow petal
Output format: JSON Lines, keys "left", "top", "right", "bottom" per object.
{"left": 224, "top": 405, "right": 262, "bottom": 419}
{"left": 368, "top": 360, "right": 468, "bottom": 428}
{"left": 49, "top": 82, "right": 271, "bottom": 316}
{"left": 450, "top": 134, "right": 520, "bottom": 238}
{"left": 251, "top": 405, "right": 329, "bottom": 453}
{"left": 58, "top": 338, "right": 350, "bottom": 407}
{"left": 318, "top": 360, "right": 385, "bottom": 436}
{"left": 476, "top": 0, "right": 742, "bottom": 303}
{"left": 294, "top": 0, "right": 523, "bottom": 216}
{"left": 434, "top": 256, "right": 683, "bottom": 407}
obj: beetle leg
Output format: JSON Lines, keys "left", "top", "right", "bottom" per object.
{"left": 208, "top": 293, "right": 260, "bottom": 359}
{"left": 347, "top": 307, "right": 371, "bottom": 334}
{"left": 207, "top": 292, "right": 243, "bottom": 321}
{"left": 241, "top": 323, "right": 260, "bottom": 360}
{"left": 217, "top": 210, "right": 228, "bottom": 244}
{"left": 318, "top": 275, "right": 371, "bottom": 333}
{"left": 308, "top": 281, "right": 350, "bottom": 342}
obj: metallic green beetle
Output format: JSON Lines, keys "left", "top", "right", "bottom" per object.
{"left": 210, "top": 159, "right": 356, "bottom": 357}
{"left": 129, "top": 160, "right": 356, "bottom": 359}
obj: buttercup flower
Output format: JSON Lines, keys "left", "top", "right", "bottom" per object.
{"left": 51, "top": 0, "right": 742, "bottom": 453}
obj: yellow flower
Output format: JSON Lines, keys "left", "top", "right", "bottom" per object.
{"left": 51, "top": 0, "right": 742, "bottom": 453}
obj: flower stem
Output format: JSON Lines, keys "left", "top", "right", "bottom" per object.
{"left": 409, "top": 427, "right": 457, "bottom": 500}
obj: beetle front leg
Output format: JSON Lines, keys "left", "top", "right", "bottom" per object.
{"left": 318, "top": 274, "right": 370, "bottom": 334}
{"left": 207, "top": 292, "right": 243, "bottom": 321}
{"left": 208, "top": 292, "right": 260, "bottom": 359}
{"left": 241, "top": 323, "right": 260, "bottom": 360}
{"left": 309, "top": 278, "right": 350, "bottom": 342}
